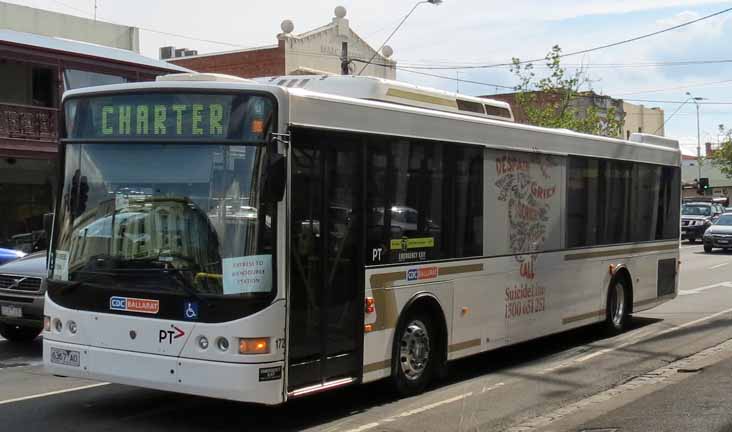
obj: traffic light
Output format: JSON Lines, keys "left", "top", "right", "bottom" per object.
{"left": 698, "top": 177, "right": 710, "bottom": 194}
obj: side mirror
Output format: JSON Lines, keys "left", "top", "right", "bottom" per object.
{"left": 262, "top": 154, "right": 286, "bottom": 202}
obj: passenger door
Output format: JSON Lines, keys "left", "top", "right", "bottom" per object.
{"left": 287, "top": 128, "right": 364, "bottom": 392}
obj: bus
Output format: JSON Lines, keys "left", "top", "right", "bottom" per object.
{"left": 43, "top": 73, "right": 681, "bottom": 404}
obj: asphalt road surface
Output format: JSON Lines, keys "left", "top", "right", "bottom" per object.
{"left": 2, "top": 242, "right": 732, "bottom": 432}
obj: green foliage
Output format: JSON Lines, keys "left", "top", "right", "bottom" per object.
{"left": 710, "top": 125, "right": 732, "bottom": 178}
{"left": 510, "top": 45, "right": 623, "bottom": 137}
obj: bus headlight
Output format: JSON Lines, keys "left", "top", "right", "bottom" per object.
{"left": 198, "top": 336, "right": 209, "bottom": 350}
{"left": 239, "top": 337, "right": 270, "bottom": 354}
{"left": 67, "top": 321, "right": 78, "bottom": 334}
{"left": 53, "top": 318, "right": 63, "bottom": 333}
{"left": 216, "top": 337, "right": 230, "bottom": 352}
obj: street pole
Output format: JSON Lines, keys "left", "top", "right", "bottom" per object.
{"left": 341, "top": 42, "right": 349, "bottom": 75}
{"left": 696, "top": 101, "right": 702, "bottom": 183}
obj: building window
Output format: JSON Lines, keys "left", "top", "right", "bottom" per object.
{"left": 0, "top": 158, "right": 56, "bottom": 253}
{"left": 0, "top": 61, "right": 55, "bottom": 107}
{"left": 63, "top": 69, "right": 128, "bottom": 90}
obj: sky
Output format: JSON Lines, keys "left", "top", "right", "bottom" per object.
{"left": 9, "top": 0, "right": 732, "bottom": 155}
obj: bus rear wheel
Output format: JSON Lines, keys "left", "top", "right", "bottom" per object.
{"left": 604, "top": 277, "right": 630, "bottom": 335}
{"left": 0, "top": 323, "right": 41, "bottom": 342}
{"left": 392, "top": 311, "right": 436, "bottom": 396}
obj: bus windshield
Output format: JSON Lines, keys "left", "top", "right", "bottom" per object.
{"left": 50, "top": 93, "right": 277, "bottom": 299}
{"left": 51, "top": 143, "right": 275, "bottom": 297}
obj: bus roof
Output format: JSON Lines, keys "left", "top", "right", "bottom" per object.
{"left": 61, "top": 74, "right": 680, "bottom": 167}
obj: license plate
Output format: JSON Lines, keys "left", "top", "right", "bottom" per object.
{"left": 718, "top": 240, "right": 729, "bottom": 244}
{"left": 0, "top": 305, "right": 22, "bottom": 318}
{"left": 50, "top": 347, "right": 81, "bottom": 367}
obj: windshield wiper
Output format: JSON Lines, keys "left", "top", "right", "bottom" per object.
{"left": 163, "top": 268, "right": 207, "bottom": 305}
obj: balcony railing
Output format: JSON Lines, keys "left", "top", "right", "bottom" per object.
{"left": 0, "top": 103, "right": 58, "bottom": 142}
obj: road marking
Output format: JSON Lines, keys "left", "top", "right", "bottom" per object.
{"left": 481, "top": 382, "right": 505, "bottom": 393}
{"left": 710, "top": 262, "right": 731, "bottom": 270}
{"left": 341, "top": 392, "right": 473, "bottom": 432}
{"left": 0, "top": 382, "right": 110, "bottom": 406}
{"left": 541, "top": 305, "right": 732, "bottom": 371}
{"left": 508, "top": 338, "right": 732, "bottom": 431}
{"left": 679, "top": 281, "right": 732, "bottom": 296}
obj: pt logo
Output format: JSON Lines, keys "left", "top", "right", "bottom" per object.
{"left": 159, "top": 324, "right": 185, "bottom": 344}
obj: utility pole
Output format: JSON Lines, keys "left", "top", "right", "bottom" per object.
{"left": 687, "top": 92, "right": 706, "bottom": 184}
{"left": 341, "top": 42, "right": 349, "bottom": 75}
{"left": 696, "top": 100, "right": 701, "bottom": 182}
{"left": 94, "top": 0, "right": 97, "bottom": 21}
{"left": 456, "top": 71, "right": 460, "bottom": 93}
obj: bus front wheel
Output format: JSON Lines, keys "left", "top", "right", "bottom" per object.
{"left": 604, "top": 276, "right": 630, "bottom": 335}
{"left": 392, "top": 310, "right": 437, "bottom": 396}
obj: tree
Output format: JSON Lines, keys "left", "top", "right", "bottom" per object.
{"left": 710, "top": 125, "right": 732, "bottom": 177}
{"left": 510, "top": 45, "right": 623, "bottom": 137}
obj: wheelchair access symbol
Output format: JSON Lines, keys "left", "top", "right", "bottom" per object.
{"left": 183, "top": 301, "right": 199, "bottom": 320}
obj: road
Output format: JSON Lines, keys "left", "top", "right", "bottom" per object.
{"left": 2, "top": 243, "right": 732, "bottom": 431}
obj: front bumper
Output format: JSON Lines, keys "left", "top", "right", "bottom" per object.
{"left": 43, "top": 339, "right": 285, "bottom": 405}
{"left": 703, "top": 236, "right": 732, "bottom": 248}
{"left": 0, "top": 291, "right": 44, "bottom": 327}
{"left": 681, "top": 225, "right": 708, "bottom": 239}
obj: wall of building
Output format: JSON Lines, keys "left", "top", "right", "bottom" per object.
{"left": 623, "top": 102, "right": 664, "bottom": 139}
{"left": 487, "top": 91, "right": 624, "bottom": 137}
{"left": 167, "top": 7, "right": 396, "bottom": 80}
{"left": 170, "top": 44, "right": 286, "bottom": 79}
{"left": 0, "top": 1, "right": 139, "bottom": 52}
{"left": 282, "top": 14, "right": 396, "bottom": 79}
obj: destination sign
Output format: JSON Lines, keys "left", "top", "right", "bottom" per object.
{"left": 66, "top": 93, "right": 273, "bottom": 141}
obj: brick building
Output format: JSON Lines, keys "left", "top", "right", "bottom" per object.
{"left": 165, "top": 6, "right": 396, "bottom": 79}
{"left": 486, "top": 90, "right": 626, "bottom": 137}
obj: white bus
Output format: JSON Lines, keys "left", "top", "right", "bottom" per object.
{"left": 44, "top": 73, "right": 681, "bottom": 404}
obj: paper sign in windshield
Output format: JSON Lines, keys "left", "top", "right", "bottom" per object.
{"left": 53, "top": 250, "right": 69, "bottom": 281}
{"left": 222, "top": 255, "right": 272, "bottom": 295}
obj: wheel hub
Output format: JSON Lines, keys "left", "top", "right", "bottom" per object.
{"left": 400, "top": 319, "right": 431, "bottom": 381}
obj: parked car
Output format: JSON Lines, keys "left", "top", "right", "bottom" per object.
{"left": 0, "top": 250, "right": 47, "bottom": 342}
{"left": 703, "top": 213, "right": 732, "bottom": 253}
{"left": 681, "top": 202, "right": 721, "bottom": 243}
{"left": 0, "top": 248, "right": 26, "bottom": 266}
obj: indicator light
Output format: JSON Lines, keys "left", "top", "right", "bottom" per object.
{"left": 365, "top": 297, "right": 375, "bottom": 314}
{"left": 364, "top": 324, "right": 374, "bottom": 333}
{"left": 251, "top": 119, "right": 264, "bottom": 134}
{"left": 43, "top": 316, "right": 51, "bottom": 332}
{"left": 239, "top": 337, "right": 270, "bottom": 354}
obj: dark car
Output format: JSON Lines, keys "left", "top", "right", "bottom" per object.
{"left": 703, "top": 213, "right": 732, "bottom": 253}
{"left": 681, "top": 202, "right": 721, "bottom": 243}
{"left": 0, "top": 250, "right": 47, "bottom": 342}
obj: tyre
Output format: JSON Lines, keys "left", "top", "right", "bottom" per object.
{"left": 392, "top": 310, "right": 437, "bottom": 396}
{"left": 0, "top": 322, "right": 41, "bottom": 342}
{"left": 604, "top": 277, "right": 630, "bottom": 335}
{"left": 704, "top": 244, "right": 713, "bottom": 253}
